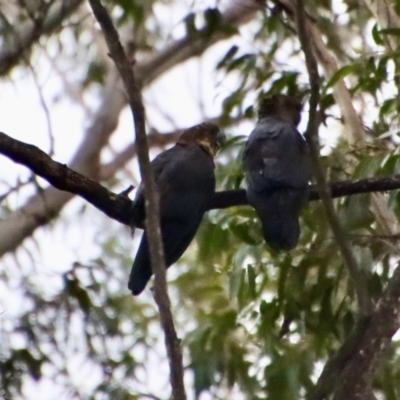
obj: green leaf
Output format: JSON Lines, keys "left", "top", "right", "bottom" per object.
{"left": 216, "top": 45, "right": 239, "bottom": 69}
{"left": 379, "top": 28, "right": 400, "bottom": 37}
{"left": 326, "top": 64, "right": 360, "bottom": 88}
{"left": 372, "top": 23, "right": 384, "bottom": 45}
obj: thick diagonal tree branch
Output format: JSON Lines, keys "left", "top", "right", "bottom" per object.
{"left": 2, "top": 131, "right": 400, "bottom": 226}
{"left": 332, "top": 264, "right": 400, "bottom": 400}
{"left": 312, "top": 261, "right": 400, "bottom": 400}
{"left": 0, "top": 0, "right": 263, "bottom": 259}
{"left": 87, "top": 1, "right": 186, "bottom": 399}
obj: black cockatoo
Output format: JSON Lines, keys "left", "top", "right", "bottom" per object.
{"left": 242, "top": 94, "right": 310, "bottom": 251}
{"left": 129, "top": 122, "right": 226, "bottom": 295}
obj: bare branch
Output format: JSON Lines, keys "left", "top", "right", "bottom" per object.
{"left": 1, "top": 131, "right": 400, "bottom": 225}
{"left": 0, "top": 0, "right": 84, "bottom": 76}
{"left": 0, "top": 175, "right": 35, "bottom": 203}
{"left": 0, "top": 132, "right": 131, "bottom": 224}
{"left": 87, "top": 1, "right": 186, "bottom": 399}
{"left": 28, "top": 63, "right": 55, "bottom": 156}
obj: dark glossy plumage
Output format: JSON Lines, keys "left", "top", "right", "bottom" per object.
{"left": 129, "top": 122, "right": 225, "bottom": 295}
{"left": 243, "top": 94, "right": 310, "bottom": 250}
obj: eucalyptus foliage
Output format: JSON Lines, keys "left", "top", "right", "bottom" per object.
{"left": 1, "top": 0, "right": 400, "bottom": 399}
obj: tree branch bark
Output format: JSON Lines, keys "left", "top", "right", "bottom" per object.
{"left": 311, "top": 261, "right": 400, "bottom": 400}
{"left": 332, "top": 264, "right": 400, "bottom": 400}
{"left": 1, "top": 131, "right": 400, "bottom": 226}
{"left": 87, "top": 1, "right": 186, "bottom": 399}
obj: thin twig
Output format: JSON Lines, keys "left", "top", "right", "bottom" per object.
{"left": 0, "top": 0, "right": 83, "bottom": 76}
{"left": 28, "top": 63, "right": 55, "bottom": 156}
{"left": 87, "top": 1, "right": 186, "bottom": 399}
{"left": 296, "top": 0, "right": 372, "bottom": 315}
{"left": 0, "top": 175, "right": 35, "bottom": 203}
